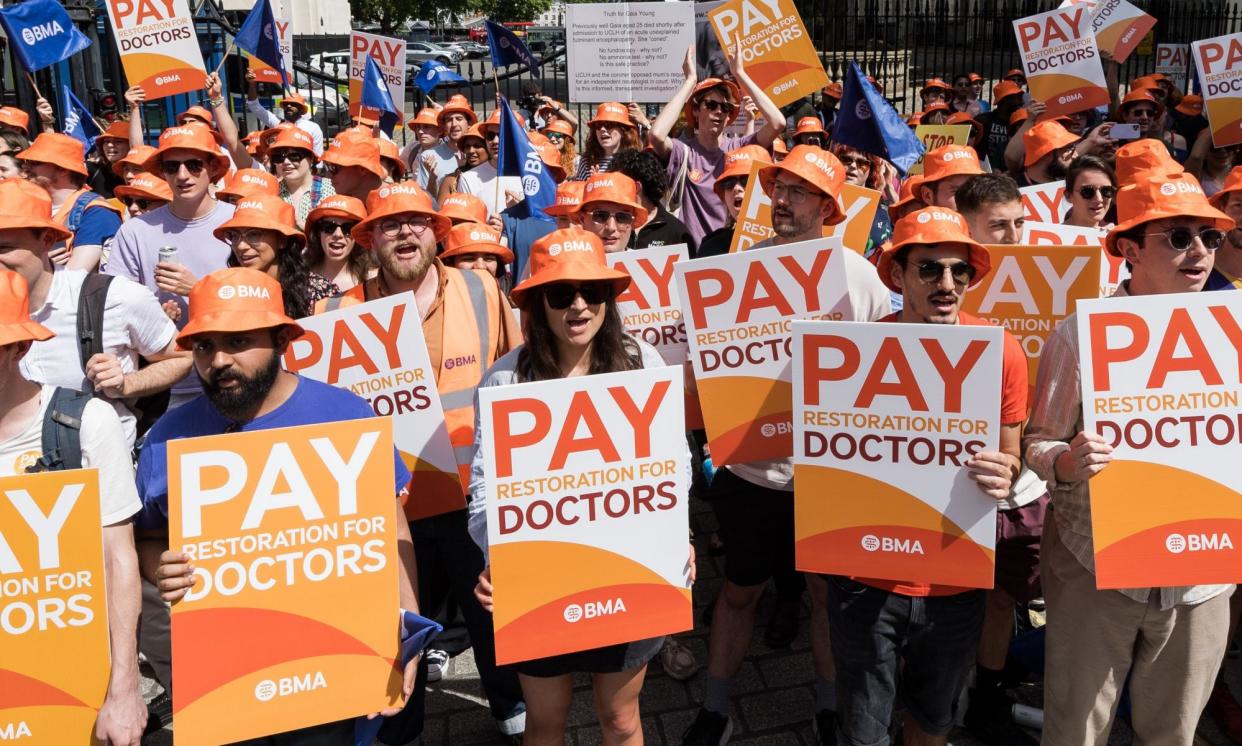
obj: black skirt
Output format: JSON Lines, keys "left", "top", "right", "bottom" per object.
{"left": 512, "top": 636, "right": 664, "bottom": 678}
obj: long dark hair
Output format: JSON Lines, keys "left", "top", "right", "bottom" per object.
{"left": 304, "top": 222, "right": 372, "bottom": 286}
{"left": 515, "top": 287, "right": 641, "bottom": 382}
{"left": 226, "top": 236, "right": 311, "bottom": 319}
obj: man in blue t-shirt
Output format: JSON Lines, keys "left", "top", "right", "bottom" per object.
{"left": 137, "top": 268, "right": 420, "bottom": 744}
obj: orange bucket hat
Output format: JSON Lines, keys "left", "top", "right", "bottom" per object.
{"left": 322, "top": 136, "right": 385, "bottom": 180}
{"left": 579, "top": 172, "right": 649, "bottom": 228}
{"left": 1210, "top": 166, "right": 1242, "bottom": 210}
{"left": 922, "top": 144, "right": 984, "bottom": 185}
{"left": 268, "top": 127, "right": 318, "bottom": 160}
{"left": 212, "top": 193, "right": 305, "bottom": 246}
{"left": 177, "top": 106, "right": 215, "bottom": 126}
{"left": 542, "top": 119, "right": 576, "bottom": 138}
{"left": 18, "top": 133, "right": 88, "bottom": 177}
{"left": 772, "top": 137, "right": 788, "bottom": 157}
{"left": 757, "top": 144, "right": 846, "bottom": 225}
{"left": 1176, "top": 95, "right": 1204, "bottom": 117}
{"left": 114, "top": 173, "right": 173, "bottom": 203}
{"left": 1117, "top": 88, "right": 1164, "bottom": 118}
{"left": 1114, "top": 139, "right": 1184, "bottom": 184}
{"left": 459, "top": 123, "right": 488, "bottom": 146}
{"left": 920, "top": 78, "right": 952, "bottom": 96}
{"left": 946, "top": 112, "right": 983, "bottom": 141}
{"left": 876, "top": 207, "right": 992, "bottom": 292}
{"left": 0, "top": 269, "right": 53, "bottom": 346}
{"left": 305, "top": 194, "right": 367, "bottom": 236}
{"left": 353, "top": 181, "right": 451, "bottom": 248}
{"left": 534, "top": 140, "right": 567, "bottom": 182}
{"left": 0, "top": 179, "right": 71, "bottom": 242}
{"left": 794, "top": 117, "right": 828, "bottom": 137}
{"left": 96, "top": 120, "right": 131, "bottom": 144}
{"left": 175, "top": 268, "right": 303, "bottom": 349}
{"left": 217, "top": 169, "right": 280, "bottom": 201}
{"left": 113, "top": 144, "right": 157, "bottom": 177}
{"left": 277, "top": 92, "right": 310, "bottom": 114}
{"left": 440, "top": 193, "right": 489, "bottom": 224}
{"left": 481, "top": 106, "right": 526, "bottom": 134}
{"left": 407, "top": 108, "right": 442, "bottom": 129}
{"left": 1004, "top": 68, "right": 1026, "bottom": 81}
{"left": 1023, "top": 120, "right": 1078, "bottom": 168}
{"left": 0, "top": 106, "right": 29, "bottom": 135}
{"left": 1105, "top": 171, "right": 1235, "bottom": 257}
{"left": 891, "top": 174, "right": 927, "bottom": 219}
{"left": 993, "top": 81, "right": 1024, "bottom": 105}
{"left": 907, "top": 112, "right": 923, "bottom": 128}
{"left": 1008, "top": 108, "right": 1029, "bottom": 128}
{"left": 823, "top": 81, "right": 844, "bottom": 100}
{"left": 546, "top": 181, "right": 586, "bottom": 218}
{"left": 378, "top": 138, "right": 406, "bottom": 177}
{"left": 143, "top": 125, "right": 230, "bottom": 175}
{"left": 437, "top": 94, "right": 478, "bottom": 128}
{"left": 714, "top": 145, "right": 771, "bottom": 199}
{"left": 587, "top": 102, "right": 635, "bottom": 129}
{"left": 440, "top": 222, "right": 515, "bottom": 265}
{"left": 509, "top": 227, "right": 631, "bottom": 305}
{"left": 684, "top": 79, "right": 742, "bottom": 129}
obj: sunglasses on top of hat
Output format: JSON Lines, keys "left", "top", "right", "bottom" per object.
{"left": 543, "top": 281, "right": 613, "bottom": 309}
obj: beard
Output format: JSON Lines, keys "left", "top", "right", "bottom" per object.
{"left": 1047, "top": 157, "right": 1069, "bottom": 180}
{"left": 376, "top": 239, "right": 434, "bottom": 282}
{"left": 200, "top": 350, "right": 281, "bottom": 422}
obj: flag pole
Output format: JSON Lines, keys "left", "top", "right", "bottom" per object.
{"left": 492, "top": 65, "right": 503, "bottom": 215}
{"left": 213, "top": 39, "right": 236, "bottom": 76}
{"left": 25, "top": 72, "right": 43, "bottom": 102}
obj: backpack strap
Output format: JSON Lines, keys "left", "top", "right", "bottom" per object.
{"left": 76, "top": 272, "right": 115, "bottom": 370}
{"left": 32, "top": 387, "right": 92, "bottom": 472}
{"left": 66, "top": 190, "right": 100, "bottom": 234}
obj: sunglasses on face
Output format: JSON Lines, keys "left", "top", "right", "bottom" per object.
{"left": 718, "top": 176, "right": 747, "bottom": 192}
{"left": 796, "top": 134, "right": 825, "bottom": 146}
{"left": 317, "top": 220, "right": 357, "bottom": 236}
{"left": 485, "top": 131, "right": 499, "bottom": 141}
{"left": 120, "top": 197, "right": 158, "bottom": 210}
{"left": 546, "top": 133, "right": 565, "bottom": 143}
{"left": 269, "top": 150, "right": 307, "bottom": 165}
{"left": 160, "top": 158, "right": 205, "bottom": 176}
{"left": 1142, "top": 227, "right": 1225, "bottom": 252}
{"left": 699, "top": 99, "right": 736, "bottom": 114}
{"left": 223, "top": 228, "right": 268, "bottom": 246}
{"left": 587, "top": 209, "right": 635, "bottom": 226}
{"left": 1129, "top": 108, "right": 1157, "bottom": 119}
{"left": 377, "top": 216, "right": 433, "bottom": 237}
{"left": 1077, "top": 185, "right": 1115, "bottom": 200}
{"left": 543, "top": 281, "right": 612, "bottom": 309}
{"left": 837, "top": 154, "right": 872, "bottom": 170}
{"left": 914, "top": 260, "right": 976, "bottom": 286}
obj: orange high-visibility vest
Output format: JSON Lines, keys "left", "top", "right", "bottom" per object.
{"left": 52, "top": 188, "right": 123, "bottom": 258}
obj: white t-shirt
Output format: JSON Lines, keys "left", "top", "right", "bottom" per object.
{"left": 457, "top": 161, "right": 523, "bottom": 217}
{"left": 0, "top": 385, "right": 142, "bottom": 526}
{"left": 21, "top": 270, "right": 177, "bottom": 447}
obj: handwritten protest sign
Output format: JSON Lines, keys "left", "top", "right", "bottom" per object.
{"left": 350, "top": 31, "right": 406, "bottom": 121}
{"left": 708, "top": 0, "right": 828, "bottom": 108}
{"left": 1090, "top": 0, "right": 1157, "bottom": 64}
{"left": 168, "top": 419, "right": 402, "bottom": 744}
{"left": 793, "top": 320, "right": 1002, "bottom": 587}
{"left": 480, "top": 367, "right": 691, "bottom": 664}
{"left": 566, "top": 3, "right": 695, "bottom": 102}
{"left": 284, "top": 292, "right": 463, "bottom": 520}
{"left": 677, "top": 238, "right": 847, "bottom": 464}
{"left": 1079, "top": 292, "right": 1242, "bottom": 587}
{"left": 1013, "top": 5, "right": 1109, "bottom": 116}
{"left": 0, "top": 470, "right": 108, "bottom": 744}
{"left": 1193, "top": 32, "right": 1242, "bottom": 147}
{"left": 104, "top": 0, "right": 207, "bottom": 98}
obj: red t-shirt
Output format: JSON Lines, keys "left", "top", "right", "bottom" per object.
{"left": 856, "top": 312, "right": 1028, "bottom": 597}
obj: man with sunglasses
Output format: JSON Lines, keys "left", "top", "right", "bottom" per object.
{"left": 1117, "top": 88, "right": 1164, "bottom": 141}
{"left": 1025, "top": 170, "right": 1235, "bottom": 745}
{"left": 244, "top": 71, "right": 324, "bottom": 156}
{"left": 824, "top": 207, "right": 1024, "bottom": 746}
{"left": 318, "top": 182, "right": 527, "bottom": 745}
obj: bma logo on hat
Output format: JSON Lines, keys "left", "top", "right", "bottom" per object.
{"left": 1160, "top": 181, "right": 1202, "bottom": 197}
{"left": 163, "top": 127, "right": 196, "bottom": 140}
{"left": 241, "top": 173, "right": 265, "bottom": 184}
{"left": 917, "top": 211, "right": 933, "bottom": 224}
{"left": 469, "top": 229, "right": 493, "bottom": 241}
{"left": 942, "top": 149, "right": 973, "bottom": 162}
{"left": 803, "top": 151, "right": 837, "bottom": 180}
{"left": 547, "top": 239, "right": 593, "bottom": 257}
{"left": 217, "top": 284, "right": 271, "bottom": 301}
{"left": 237, "top": 199, "right": 264, "bottom": 211}
{"left": 587, "top": 178, "right": 615, "bottom": 194}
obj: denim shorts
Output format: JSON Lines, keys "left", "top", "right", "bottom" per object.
{"left": 826, "top": 576, "right": 985, "bottom": 745}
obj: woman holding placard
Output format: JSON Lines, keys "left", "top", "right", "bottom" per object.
{"left": 469, "top": 227, "right": 693, "bottom": 745}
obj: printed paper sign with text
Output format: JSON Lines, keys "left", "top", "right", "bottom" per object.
{"left": 349, "top": 31, "right": 407, "bottom": 121}
{"left": 480, "top": 367, "right": 691, "bottom": 664}
{"left": 1156, "top": 44, "right": 1191, "bottom": 89}
{"left": 249, "top": 4, "right": 293, "bottom": 85}
{"left": 729, "top": 163, "right": 879, "bottom": 256}
{"left": 962, "top": 244, "right": 1100, "bottom": 401}
{"left": 0, "top": 470, "right": 108, "bottom": 744}
{"left": 1079, "top": 292, "right": 1242, "bottom": 587}
{"left": 793, "top": 321, "right": 1001, "bottom": 587}
{"left": 1019, "top": 181, "right": 1067, "bottom": 223}
{"left": 908, "top": 125, "right": 973, "bottom": 176}
{"left": 168, "top": 419, "right": 402, "bottom": 745}
{"left": 707, "top": 0, "right": 828, "bottom": 108}
{"left": 607, "top": 244, "right": 702, "bottom": 430}
{"left": 566, "top": 3, "right": 695, "bottom": 103}
{"left": 677, "top": 238, "right": 848, "bottom": 465}
{"left": 1090, "top": 0, "right": 1156, "bottom": 64}
{"left": 1013, "top": 6, "right": 1109, "bottom": 116}
{"left": 1193, "top": 32, "right": 1242, "bottom": 147}
{"left": 1019, "top": 223, "right": 1125, "bottom": 296}
{"left": 105, "top": 0, "right": 207, "bottom": 98}
{"left": 284, "top": 293, "right": 463, "bottom": 520}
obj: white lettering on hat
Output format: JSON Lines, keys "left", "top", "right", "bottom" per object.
{"left": 1160, "top": 181, "right": 1202, "bottom": 197}
{"left": 942, "top": 148, "right": 974, "bottom": 162}
{"left": 587, "top": 178, "right": 616, "bottom": 194}
{"left": 917, "top": 212, "right": 933, "bottom": 224}
{"left": 241, "top": 173, "right": 262, "bottom": 184}
{"left": 162, "top": 127, "right": 198, "bottom": 140}
{"left": 924, "top": 209, "right": 964, "bottom": 226}
{"left": 547, "top": 240, "right": 594, "bottom": 257}
{"left": 381, "top": 183, "right": 421, "bottom": 198}
{"left": 803, "top": 151, "right": 838, "bottom": 181}
{"left": 237, "top": 199, "right": 264, "bottom": 211}
{"left": 469, "top": 229, "right": 491, "bottom": 241}
{"left": 217, "top": 284, "right": 271, "bottom": 301}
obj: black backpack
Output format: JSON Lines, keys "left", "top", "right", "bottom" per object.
{"left": 76, "top": 273, "right": 170, "bottom": 438}
{"left": 27, "top": 386, "right": 94, "bottom": 472}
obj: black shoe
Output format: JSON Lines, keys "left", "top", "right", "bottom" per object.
{"left": 811, "top": 709, "right": 837, "bottom": 745}
{"left": 145, "top": 691, "right": 172, "bottom": 734}
{"left": 763, "top": 596, "right": 801, "bottom": 648}
{"left": 681, "top": 708, "right": 733, "bottom": 745}
{"left": 963, "top": 689, "right": 1037, "bottom": 745}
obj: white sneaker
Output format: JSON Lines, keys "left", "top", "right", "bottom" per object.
{"left": 425, "top": 649, "right": 449, "bottom": 683}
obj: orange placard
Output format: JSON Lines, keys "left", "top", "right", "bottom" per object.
{"left": 793, "top": 321, "right": 1002, "bottom": 587}
{"left": 0, "top": 469, "right": 108, "bottom": 744}
{"left": 168, "top": 419, "right": 402, "bottom": 745}
{"left": 1013, "top": 6, "right": 1110, "bottom": 116}
{"left": 248, "top": 8, "right": 293, "bottom": 86}
{"left": 1090, "top": 0, "right": 1156, "bottom": 64}
{"left": 478, "top": 367, "right": 691, "bottom": 664}
{"left": 1193, "top": 33, "right": 1242, "bottom": 148}
{"left": 104, "top": 0, "right": 207, "bottom": 99}
{"left": 349, "top": 31, "right": 407, "bottom": 121}
{"left": 1079, "top": 292, "right": 1242, "bottom": 588}
{"left": 707, "top": 0, "right": 829, "bottom": 108}
{"left": 962, "top": 244, "right": 1101, "bottom": 404}
{"left": 729, "top": 166, "right": 880, "bottom": 256}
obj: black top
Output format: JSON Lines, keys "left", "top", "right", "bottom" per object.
{"left": 637, "top": 205, "right": 696, "bottom": 254}
{"left": 696, "top": 225, "right": 734, "bottom": 259}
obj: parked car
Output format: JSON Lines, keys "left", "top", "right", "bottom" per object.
{"left": 309, "top": 51, "right": 349, "bottom": 80}
{"left": 442, "top": 40, "right": 487, "bottom": 59}
{"left": 406, "top": 41, "right": 461, "bottom": 66}
{"left": 291, "top": 70, "right": 351, "bottom": 130}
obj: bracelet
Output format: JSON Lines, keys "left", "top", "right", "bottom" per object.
{"left": 207, "top": 97, "right": 224, "bottom": 108}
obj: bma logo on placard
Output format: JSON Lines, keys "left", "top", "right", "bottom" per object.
{"left": 860, "top": 534, "right": 925, "bottom": 554}
{"left": 0, "top": 721, "right": 32, "bottom": 740}
{"left": 563, "top": 598, "right": 628, "bottom": 623}
{"left": 254, "top": 672, "right": 328, "bottom": 701}
{"left": 1165, "top": 532, "right": 1234, "bottom": 554}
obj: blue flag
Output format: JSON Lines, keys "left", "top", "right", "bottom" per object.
{"left": 0, "top": 0, "right": 91, "bottom": 72}
{"left": 360, "top": 55, "right": 398, "bottom": 115}
{"left": 497, "top": 96, "right": 556, "bottom": 222}
{"left": 833, "top": 62, "right": 924, "bottom": 176}
{"left": 351, "top": 610, "right": 441, "bottom": 746}
{"left": 61, "top": 84, "right": 100, "bottom": 150}
{"left": 414, "top": 60, "right": 466, "bottom": 95}
{"left": 485, "top": 20, "right": 539, "bottom": 70}
{"left": 234, "top": 0, "right": 288, "bottom": 86}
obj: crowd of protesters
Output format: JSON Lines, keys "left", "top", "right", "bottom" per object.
{"left": 3, "top": 26, "right": 1241, "bottom": 746}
